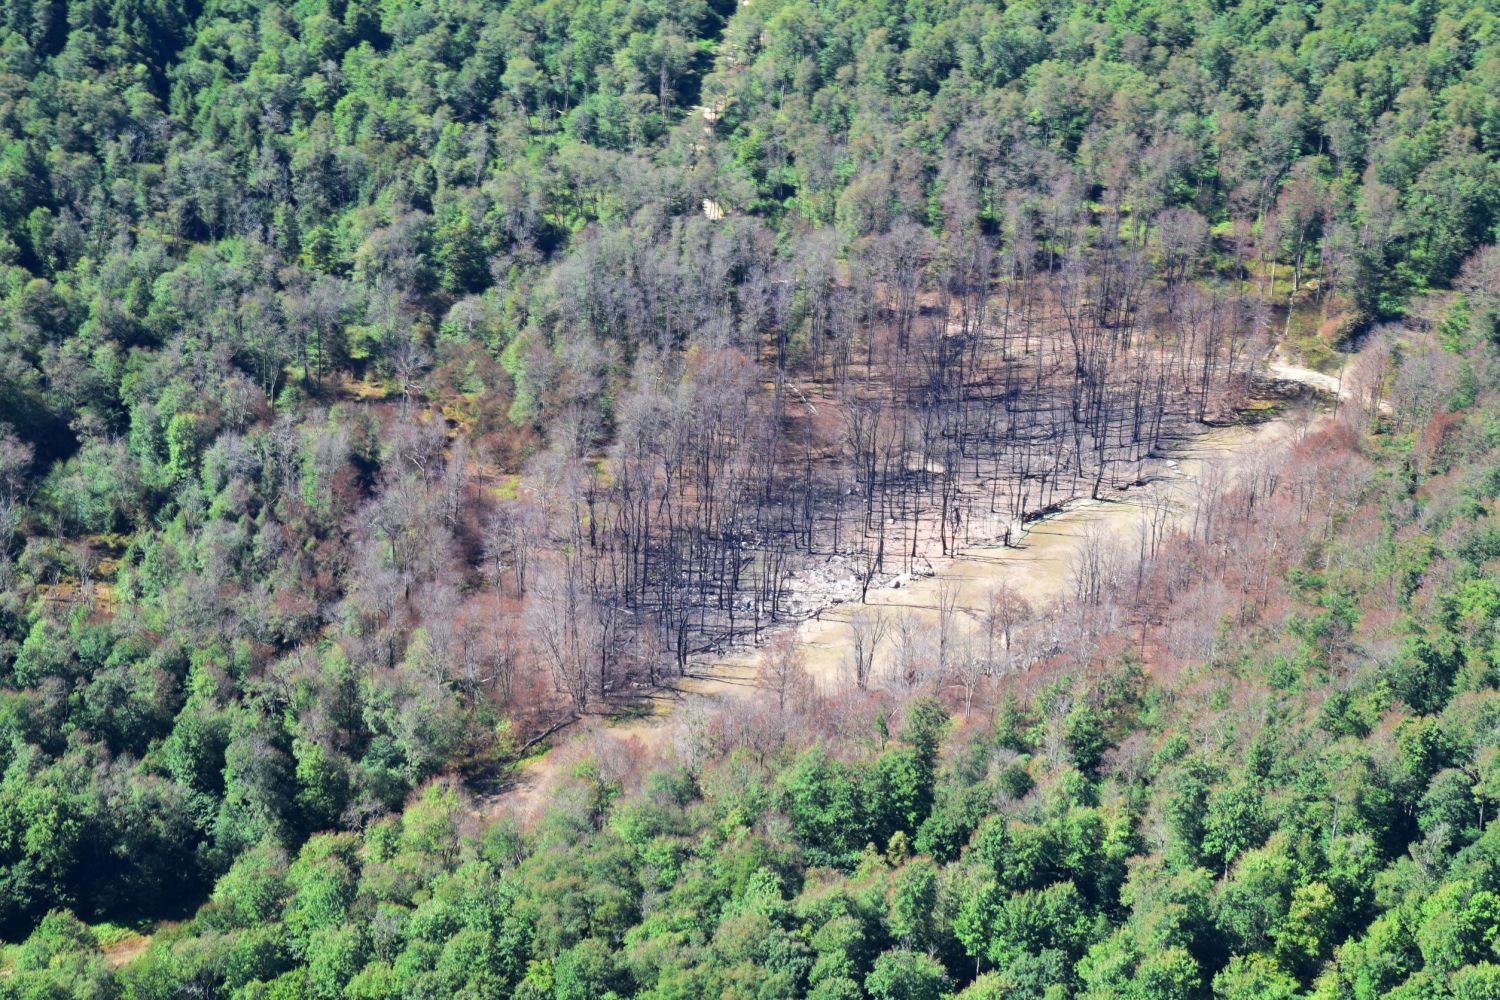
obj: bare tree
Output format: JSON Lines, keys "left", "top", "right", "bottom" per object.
{"left": 846, "top": 608, "right": 889, "bottom": 691}
{"left": 1192, "top": 457, "right": 1230, "bottom": 545}
{"left": 1134, "top": 482, "right": 1175, "bottom": 596}
{"left": 1457, "top": 244, "right": 1500, "bottom": 299}
{"left": 890, "top": 611, "right": 929, "bottom": 688}
{"left": 1155, "top": 207, "right": 1209, "bottom": 300}
{"left": 0, "top": 426, "right": 33, "bottom": 557}
{"left": 984, "top": 584, "right": 1032, "bottom": 675}
{"left": 1343, "top": 339, "right": 1392, "bottom": 433}
{"left": 389, "top": 335, "right": 431, "bottom": 417}
{"left": 484, "top": 496, "right": 545, "bottom": 596}
{"left": 935, "top": 577, "right": 962, "bottom": 679}
{"left": 1071, "top": 521, "right": 1119, "bottom": 607}
{"left": 524, "top": 562, "right": 605, "bottom": 714}
{"left": 950, "top": 637, "right": 986, "bottom": 718}
{"left": 873, "top": 223, "right": 932, "bottom": 351}
{"left": 756, "top": 630, "right": 812, "bottom": 717}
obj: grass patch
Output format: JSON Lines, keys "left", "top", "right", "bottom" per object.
{"left": 340, "top": 376, "right": 393, "bottom": 401}
{"left": 1280, "top": 297, "right": 1344, "bottom": 374}
{"left": 489, "top": 473, "right": 522, "bottom": 501}
{"left": 91, "top": 922, "right": 149, "bottom": 950}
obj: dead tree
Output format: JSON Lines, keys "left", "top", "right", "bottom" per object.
{"left": 757, "top": 631, "right": 812, "bottom": 717}
{"left": 985, "top": 584, "right": 1033, "bottom": 676}
{"left": 846, "top": 608, "right": 889, "bottom": 692}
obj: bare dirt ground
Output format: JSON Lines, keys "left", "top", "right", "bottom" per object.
{"left": 476, "top": 360, "right": 1339, "bottom": 825}
{"left": 1268, "top": 350, "right": 1347, "bottom": 399}
{"left": 100, "top": 934, "right": 152, "bottom": 969}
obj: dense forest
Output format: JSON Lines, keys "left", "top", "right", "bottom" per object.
{"left": 1, "top": 0, "right": 1499, "bottom": 994}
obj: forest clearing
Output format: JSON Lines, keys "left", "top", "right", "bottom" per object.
{"left": 484, "top": 351, "right": 1341, "bottom": 822}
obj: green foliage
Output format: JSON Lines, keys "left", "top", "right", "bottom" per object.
{"left": 864, "top": 948, "right": 948, "bottom": 1000}
{"left": 0, "top": 0, "right": 1498, "bottom": 995}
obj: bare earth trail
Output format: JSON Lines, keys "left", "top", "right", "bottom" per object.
{"left": 478, "top": 361, "right": 1345, "bottom": 824}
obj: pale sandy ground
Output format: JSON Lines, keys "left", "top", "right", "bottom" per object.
{"left": 101, "top": 935, "right": 151, "bottom": 969}
{"left": 479, "top": 406, "right": 1310, "bottom": 823}
{"left": 1268, "top": 355, "right": 1345, "bottom": 398}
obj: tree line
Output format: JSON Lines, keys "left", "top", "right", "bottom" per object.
{"left": 0, "top": 0, "right": 1496, "bottom": 945}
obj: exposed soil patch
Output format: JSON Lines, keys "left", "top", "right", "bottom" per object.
{"left": 100, "top": 933, "right": 152, "bottom": 969}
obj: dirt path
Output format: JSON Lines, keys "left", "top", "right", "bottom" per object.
{"left": 477, "top": 359, "right": 1345, "bottom": 824}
